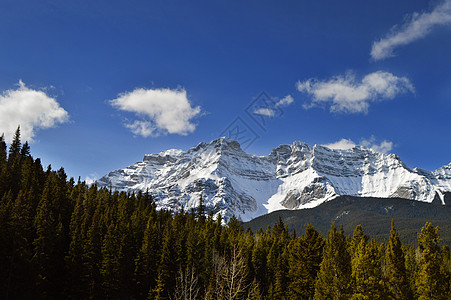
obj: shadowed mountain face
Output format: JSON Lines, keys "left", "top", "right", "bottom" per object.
{"left": 244, "top": 195, "right": 451, "bottom": 246}
{"left": 97, "top": 137, "right": 451, "bottom": 221}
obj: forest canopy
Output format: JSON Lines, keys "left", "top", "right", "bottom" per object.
{"left": 0, "top": 128, "right": 450, "bottom": 299}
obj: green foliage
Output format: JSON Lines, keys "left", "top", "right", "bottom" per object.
{"left": 314, "top": 223, "right": 351, "bottom": 300}
{"left": 288, "top": 224, "right": 324, "bottom": 299}
{"left": 245, "top": 195, "right": 451, "bottom": 245}
{"left": 0, "top": 139, "right": 450, "bottom": 299}
{"left": 351, "top": 239, "right": 386, "bottom": 299}
{"left": 385, "top": 220, "right": 412, "bottom": 299}
{"left": 415, "top": 222, "right": 450, "bottom": 299}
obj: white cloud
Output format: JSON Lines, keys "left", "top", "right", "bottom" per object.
{"left": 110, "top": 87, "right": 201, "bottom": 137}
{"left": 253, "top": 95, "right": 294, "bottom": 117}
{"left": 371, "top": 0, "right": 451, "bottom": 60}
{"left": 297, "top": 71, "right": 414, "bottom": 114}
{"left": 360, "top": 136, "right": 393, "bottom": 154}
{"left": 323, "top": 136, "right": 393, "bottom": 154}
{"left": 253, "top": 107, "right": 276, "bottom": 117}
{"left": 84, "top": 173, "right": 98, "bottom": 185}
{"left": 0, "top": 81, "right": 69, "bottom": 143}
{"left": 276, "top": 95, "right": 294, "bottom": 107}
{"left": 323, "top": 138, "right": 356, "bottom": 150}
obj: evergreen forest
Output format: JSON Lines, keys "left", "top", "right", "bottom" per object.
{"left": 0, "top": 128, "right": 450, "bottom": 300}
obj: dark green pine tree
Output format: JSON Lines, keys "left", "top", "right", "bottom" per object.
{"left": 153, "top": 223, "right": 177, "bottom": 300}
{"left": 135, "top": 214, "right": 161, "bottom": 298}
{"left": 415, "top": 222, "right": 449, "bottom": 299}
{"left": 8, "top": 190, "right": 36, "bottom": 297}
{"left": 385, "top": 220, "right": 412, "bottom": 299}
{"left": 65, "top": 187, "right": 87, "bottom": 298}
{"left": 7, "top": 127, "right": 23, "bottom": 197}
{"left": 251, "top": 230, "right": 269, "bottom": 296}
{"left": 0, "top": 134, "right": 7, "bottom": 195}
{"left": 0, "top": 134, "right": 6, "bottom": 165}
{"left": 351, "top": 239, "right": 386, "bottom": 299}
{"left": 8, "top": 126, "right": 22, "bottom": 163}
{"left": 0, "top": 191, "right": 15, "bottom": 298}
{"left": 82, "top": 206, "right": 103, "bottom": 299}
{"left": 32, "top": 175, "right": 65, "bottom": 298}
{"left": 101, "top": 223, "right": 121, "bottom": 297}
{"left": 314, "top": 223, "right": 351, "bottom": 300}
{"left": 288, "top": 224, "right": 324, "bottom": 299}
{"left": 197, "top": 194, "right": 206, "bottom": 223}
{"left": 273, "top": 247, "right": 289, "bottom": 299}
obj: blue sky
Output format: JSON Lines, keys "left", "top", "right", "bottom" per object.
{"left": 0, "top": 0, "right": 450, "bottom": 181}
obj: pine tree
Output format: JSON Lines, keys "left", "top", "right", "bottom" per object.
{"left": 80, "top": 190, "right": 106, "bottom": 299}
{"left": 32, "top": 175, "right": 65, "bottom": 298}
{"left": 314, "top": 223, "right": 351, "bottom": 300}
{"left": 0, "top": 191, "right": 14, "bottom": 298}
{"left": 349, "top": 224, "right": 368, "bottom": 258}
{"left": 20, "top": 141, "right": 30, "bottom": 157}
{"left": 7, "top": 127, "right": 23, "bottom": 197}
{"left": 153, "top": 223, "right": 176, "bottom": 300}
{"left": 135, "top": 213, "right": 161, "bottom": 298}
{"left": 415, "top": 222, "right": 449, "bottom": 299}
{"left": 351, "top": 239, "right": 386, "bottom": 299}
{"left": 288, "top": 224, "right": 324, "bottom": 299}
{"left": 251, "top": 230, "right": 269, "bottom": 296}
{"left": 385, "top": 220, "right": 412, "bottom": 299}
{"left": 0, "top": 134, "right": 6, "bottom": 166}
{"left": 197, "top": 193, "right": 206, "bottom": 222}
{"left": 9, "top": 189, "right": 35, "bottom": 298}
{"left": 273, "top": 248, "right": 288, "bottom": 299}
{"left": 8, "top": 126, "right": 21, "bottom": 162}
{"left": 101, "top": 223, "right": 121, "bottom": 296}
{"left": 0, "top": 134, "right": 7, "bottom": 196}
{"left": 65, "top": 187, "right": 87, "bottom": 298}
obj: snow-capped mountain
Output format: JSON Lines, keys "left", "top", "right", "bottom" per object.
{"left": 96, "top": 138, "right": 451, "bottom": 221}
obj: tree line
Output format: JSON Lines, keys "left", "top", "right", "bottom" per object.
{"left": 0, "top": 128, "right": 450, "bottom": 299}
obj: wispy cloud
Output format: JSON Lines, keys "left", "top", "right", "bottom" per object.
{"left": 371, "top": 0, "right": 451, "bottom": 60}
{"left": 0, "top": 81, "right": 69, "bottom": 143}
{"left": 276, "top": 95, "right": 294, "bottom": 107}
{"left": 253, "top": 95, "right": 294, "bottom": 117}
{"left": 253, "top": 108, "right": 275, "bottom": 117}
{"left": 323, "top": 136, "right": 393, "bottom": 154}
{"left": 297, "top": 71, "right": 414, "bottom": 114}
{"left": 84, "top": 173, "right": 98, "bottom": 185}
{"left": 110, "top": 87, "right": 201, "bottom": 137}
{"left": 323, "top": 138, "right": 356, "bottom": 150}
{"left": 360, "top": 136, "right": 393, "bottom": 154}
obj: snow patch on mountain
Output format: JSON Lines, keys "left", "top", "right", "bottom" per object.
{"left": 97, "top": 138, "right": 451, "bottom": 221}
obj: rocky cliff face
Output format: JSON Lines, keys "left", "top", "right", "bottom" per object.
{"left": 96, "top": 138, "right": 451, "bottom": 221}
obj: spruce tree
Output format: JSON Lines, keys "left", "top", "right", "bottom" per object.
{"left": 385, "top": 220, "right": 412, "bottom": 299}
{"left": 153, "top": 223, "right": 176, "bottom": 300}
{"left": 101, "top": 223, "right": 120, "bottom": 296}
{"left": 135, "top": 213, "right": 161, "bottom": 298}
{"left": 349, "top": 224, "right": 368, "bottom": 258}
{"left": 8, "top": 126, "right": 21, "bottom": 162}
{"left": 33, "top": 175, "right": 65, "bottom": 298}
{"left": 7, "top": 127, "right": 22, "bottom": 197}
{"left": 314, "top": 223, "right": 351, "bottom": 300}
{"left": 415, "top": 222, "right": 449, "bottom": 299}
{"left": 351, "top": 239, "right": 386, "bottom": 299}
{"left": 197, "top": 194, "right": 206, "bottom": 222}
{"left": 0, "top": 134, "right": 6, "bottom": 166}
{"left": 288, "top": 224, "right": 324, "bottom": 299}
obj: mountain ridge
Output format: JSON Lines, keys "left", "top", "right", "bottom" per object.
{"left": 244, "top": 195, "right": 451, "bottom": 245}
{"left": 97, "top": 137, "right": 451, "bottom": 221}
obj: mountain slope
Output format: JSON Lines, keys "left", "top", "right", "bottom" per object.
{"left": 97, "top": 137, "right": 451, "bottom": 221}
{"left": 244, "top": 195, "right": 451, "bottom": 245}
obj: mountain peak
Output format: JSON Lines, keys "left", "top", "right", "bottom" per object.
{"left": 97, "top": 138, "right": 451, "bottom": 221}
